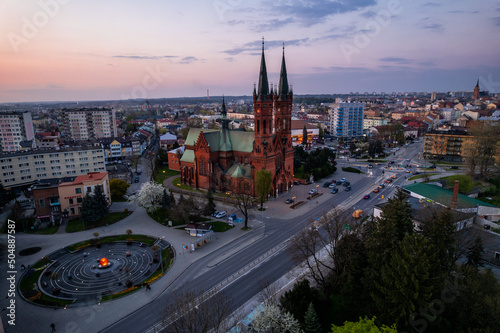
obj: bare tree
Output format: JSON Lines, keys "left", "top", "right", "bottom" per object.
{"left": 287, "top": 208, "right": 353, "bottom": 293}
{"left": 130, "top": 154, "right": 141, "bottom": 173}
{"left": 159, "top": 286, "right": 237, "bottom": 333}
{"left": 144, "top": 153, "right": 157, "bottom": 181}
{"left": 232, "top": 192, "right": 254, "bottom": 229}
{"left": 257, "top": 278, "right": 282, "bottom": 308}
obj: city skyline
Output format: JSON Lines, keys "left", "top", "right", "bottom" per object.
{"left": 1, "top": 0, "right": 500, "bottom": 103}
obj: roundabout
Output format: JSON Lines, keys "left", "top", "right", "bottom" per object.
{"left": 22, "top": 237, "right": 172, "bottom": 305}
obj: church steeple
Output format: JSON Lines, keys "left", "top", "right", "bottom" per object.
{"left": 474, "top": 78, "right": 480, "bottom": 100}
{"left": 476, "top": 78, "right": 480, "bottom": 88}
{"left": 278, "top": 44, "right": 289, "bottom": 99}
{"left": 256, "top": 38, "right": 269, "bottom": 99}
{"left": 221, "top": 95, "right": 227, "bottom": 118}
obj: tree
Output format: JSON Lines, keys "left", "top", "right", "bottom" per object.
{"left": 202, "top": 190, "right": 216, "bottom": 217}
{"left": 280, "top": 279, "right": 321, "bottom": 325}
{"left": 255, "top": 169, "right": 272, "bottom": 210}
{"left": 373, "top": 234, "right": 440, "bottom": 330}
{"left": 132, "top": 181, "right": 165, "bottom": 212}
{"left": 466, "top": 121, "right": 500, "bottom": 178}
{"left": 232, "top": 192, "right": 253, "bottom": 229}
{"left": 110, "top": 179, "right": 130, "bottom": 200}
{"left": 145, "top": 153, "right": 157, "bottom": 181}
{"left": 130, "top": 154, "right": 141, "bottom": 173}
{"left": 303, "top": 303, "right": 322, "bottom": 333}
{"left": 302, "top": 125, "right": 308, "bottom": 146}
{"left": 330, "top": 317, "right": 397, "bottom": 333}
{"left": 93, "top": 185, "right": 109, "bottom": 219}
{"left": 349, "top": 142, "right": 356, "bottom": 155}
{"left": 160, "top": 286, "right": 237, "bottom": 333}
{"left": 81, "top": 192, "right": 98, "bottom": 225}
{"left": 161, "top": 188, "right": 170, "bottom": 210}
{"left": 466, "top": 236, "right": 484, "bottom": 268}
{"left": 251, "top": 305, "right": 303, "bottom": 333}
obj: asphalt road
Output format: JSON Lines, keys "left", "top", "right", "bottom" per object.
{"left": 102, "top": 142, "right": 428, "bottom": 332}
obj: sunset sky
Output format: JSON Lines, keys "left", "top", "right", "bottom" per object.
{"left": 1, "top": 0, "right": 500, "bottom": 102}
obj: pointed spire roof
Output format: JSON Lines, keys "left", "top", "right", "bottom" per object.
{"left": 221, "top": 95, "right": 227, "bottom": 118}
{"left": 278, "top": 43, "right": 289, "bottom": 97}
{"left": 476, "top": 78, "right": 480, "bottom": 88}
{"left": 257, "top": 38, "right": 269, "bottom": 98}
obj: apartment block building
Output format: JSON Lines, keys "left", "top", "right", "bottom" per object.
{"left": 363, "top": 116, "right": 388, "bottom": 129}
{"left": 62, "top": 108, "right": 117, "bottom": 141}
{"left": 329, "top": 100, "right": 365, "bottom": 138}
{"left": 0, "top": 112, "right": 35, "bottom": 152}
{"left": 91, "top": 137, "right": 142, "bottom": 163}
{"left": 0, "top": 146, "right": 106, "bottom": 189}
{"left": 423, "top": 130, "right": 475, "bottom": 162}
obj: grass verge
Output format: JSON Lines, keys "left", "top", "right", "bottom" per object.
{"left": 66, "top": 211, "right": 130, "bottom": 233}
{"left": 341, "top": 167, "right": 364, "bottom": 174}
{"left": 154, "top": 167, "right": 180, "bottom": 185}
{"left": 210, "top": 221, "right": 235, "bottom": 232}
{"left": 408, "top": 173, "right": 438, "bottom": 181}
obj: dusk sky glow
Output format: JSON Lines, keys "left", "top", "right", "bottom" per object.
{"left": 1, "top": 0, "right": 500, "bottom": 102}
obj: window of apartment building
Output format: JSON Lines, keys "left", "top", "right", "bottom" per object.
{"left": 21, "top": 176, "right": 32, "bottom": 180}
{"left": 69, "top": 198, "right": 74, "bottom": 204}
{"left": 86, "top": 186, "right": 92, "bottom": 193}
{"left": 35, "top": 161, "right": 45, "bottom": 165}
{"left": 80, "top": 163, "right": 89, "bottom": 167}
{"left": 37, "top": 174, "right": 47, "bottom": 178}
{"left": 19, "top": 163, "right": 29, "bottom": 167}
{"left": 79, "top": 157, "right": 88, "bottom": 161}
{"left": 35, "top": 167, "right": 46, "bottom": 171}
{"left": 18, "top": 156, "right": 28, "bottom": 161}
{"left": 33, "top": 155, "right": 44, "bottom": 159}
{"left": 70, "top": 208, "right": 75, "bottom": 215}
{"left": 3, "top": 172, "right": 14, "bottom": 176}
{"left": 2, "top": 165, "right": 13, "bottom": 170}
{"left": 64, "top": 152, "right": 74, "bottom": 156}
{"left": 75, "top": 188, "right": 82, "bottom": 194}
{"left": 67, "top": 171, "right": 76, "bottom": 175}
{"left": 51, "top": 166, "right": 61, "bottom": 170}
{"left": 65, "top": 158, "right": 74, "bottom": 162}
{"left": 77, "top": 197, "right": 83, "bottom": 203}
{"left": 20, "top": 169, "right": 31, "bottom": 174}
{"left": 4, "top": 178, "right": 15, "bottom": 183}
{"left": 39, "top": 198, "right": 45, "bottom": 207}
{"left": 0, "top": 158, "right": 12, "bottom": 163}
{"left": 67, "top": 165, "right": 75, "bottom": 169}
{"left": 52, "top": 172, "right": 61, "bottom": 176}
{"left": 51, "top": 160, "right": 60, "bottom": 164}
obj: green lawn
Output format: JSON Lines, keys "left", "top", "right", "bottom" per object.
{"left": 342, "top": 167, "right": 364, "bottom": 174}
{"left": 66, "top": 211, "right": 130, "bottom": 233}
{"left": 171, "top": 177, "right": 203, "bottom": 192}
{"left": 66, "top": 234, "right": 157, "bottom": 251}
{"left": 26, "top": 224, "right": 59, "bottom": 235}
{"left": 434, "top": 161, "right": 462, "bottom": 165}
{"left": 154, "top": 167, "right": 180, "bottom": 185}
{"left": 408, "top": 173, "right": 438, "bottom": 181}
{"left": 210, "top": 221, "right": 235, "bottom": 232}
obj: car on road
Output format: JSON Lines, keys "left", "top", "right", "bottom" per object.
{"left": 323, "top": 182, "right": 331, "bottom": 188}
{"left": 309, "top": 189, "right": 317, "bottom": 194}
{"left": 343, "top": 181, "right": 350, "bottom": 187}
{"left": 368, "top": 164, "right": 373, "bottom": 169}
{"left": 373, "top": 188, "right": 379, "bottom": 193}
{"left": 134, "top": 176, "right": 140, "bottom": 183}
{"left": 214, "top": 211, "right": 227, "bottom": 219}
{"left": 340, "top": 178, "right": 346, "bottom": 183}
{"left": 345, "top": 185, "right": 351, "bottom": 191}
{"left": 285, "top": 198, "right": 295, "bottom": 204}
{"left": 429, "top": 164, "right": 436, "bottom": 168}
{"left": 331, "top": 188, "right": 338, "bottom": 194}
{"left": 386, "top": 178, "right": 392, "bottom": 183}
{"left": 451, "top": 166, "right": 459, "bottom": 169}
{"left": 378, "top": 184, "right": 385, "bottom": 189}
{"left": 389, "top": 161, "right": 395, "bottom": 164}
{"left": 136, "top": 169, "right": 142, "bottom": 175}
{"left": 363, "top": 194, "right": 371, "bottom": 199}
{"left": 329, "top": 183, "right": 336, "bottom": 189}
{"left": 391, "top": 174, "right": 397, "bottom": 179}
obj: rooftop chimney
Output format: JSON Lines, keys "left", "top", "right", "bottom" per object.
{"left": 450, "top": 180, "right": 459, "bottom": 209}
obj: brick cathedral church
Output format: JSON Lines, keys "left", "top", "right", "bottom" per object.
{"left": 179, "top": 41, "right": 294, "bottom": 197}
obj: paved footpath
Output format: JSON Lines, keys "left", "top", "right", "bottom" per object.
{"left": 0, "top": 174, "right": 345, "bottom": 333}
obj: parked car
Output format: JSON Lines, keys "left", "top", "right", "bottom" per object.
{"left": 308, "top": 189, "right": 317, "bottom": 195}
{"left": 363, "top": 194, "right": 371, "bottom": 199}
{"left": 331, "top": 188, "right": 338, "bottom": 194}
{"left": 214, "top": 211, "right": 227, "bottom": 219}
{"left": 336, "top": 180, "right": 342, "bottom": 185}
{"left": 212, "top": 211, "right": 220, "bottom": 217}
{"left": 136, "top": 169, "right": 142, "bottom": 175}
{"left": 285, "top": 198, "right": 295, "bottom": 204}
{"left": 293, "top": 181, "right": 300, "bottom": 185}
{"left": 229, "top": 214, "right": 237, "bottom": 220}
{"left": 340, "top": 178, "right": 346, "bottom": 183}
{"left": 343, "top": 181, "right": 350, "bottom": 187}
{"left": 330, "top": 179, "right": 336, "bottom": 184}
{"left": 323, "top": 182, "right": 331, "bottom": 188}
{"left": 368, "top": 164, "right": 373, "bottom": 169}
{"left": 345, "top": 186, "right": 351, "bottom": 191}
{"left": 134, "top": 176, "right": 140, "bottom": 183}
{"left": 329, "top": 183, "right": 336, "bottom": 189}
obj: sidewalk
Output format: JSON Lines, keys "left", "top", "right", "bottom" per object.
{"left": 0, "top": 199, "right": 265, "bottom": 333}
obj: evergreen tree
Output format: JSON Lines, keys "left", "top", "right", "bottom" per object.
{"left": 202, "top": 190, "right": 216, "bottom": 217}
{"left": 373, "top": 234, "right": 440, "bottom": 329}
{"left": 93, "top": 185, "right": 109, "bottom": 220}
{"left": 80, "top": 192, "right": 98, "bottom": 225}
{"left": 161, "top": 188, "right": 170, "bottom": 210}
{"left": 302, "top": 125, "right": 308, "bottom": 146}
{"left": 466, "top": 236, "right": 484, "bottom": 268}
{"left": 280, "top": 279, "right": 320, "bottom": 324}
{"left": 330, "top": 317, "right": 397, "bottom": 333}
{"left": 303, "top": 303, "right": 322, "bottom": 333}
{"left": 169, "top": 191, "right": 176, "bottom": 207}
{"left": 421, "top": 208, "right": 457, "bottom": 275}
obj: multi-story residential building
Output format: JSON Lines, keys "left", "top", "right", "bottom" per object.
{"left": 58, "top": 172, "right": 111, "bottom": 218}
{"left": 32, "top": 182, "right": 63, "bottom": 223}
{"left": 0, "top": 146, "right": 106, "bottom": 189}
{"left": 91, "top": 137, "right": 142, "bottom": 163}
{"left": 159, "top": 133, "right": 178, "bottom": 152}
{"left": 35, "top": 132, "right": 61, "bottom": 149}
{"left": 363, "top": 116, "right": 387, "bottom": 129}
{"left": 62, "top": 108, "right": 117, "bottom": 141}
{"left": 291, "top": 120, "right": 320, "bottom": 146}
{"left": 0, "top": 112, "right": 35, "bottom": 152}
{"left": 329, "top": 100, "right": 365, "bottom": 138}
{"left": 423, "top": 130, "right": 476, "bottom": 162}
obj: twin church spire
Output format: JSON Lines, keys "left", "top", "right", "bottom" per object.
{"left": 254, "top": 38, "right": 291, "bottom": 101}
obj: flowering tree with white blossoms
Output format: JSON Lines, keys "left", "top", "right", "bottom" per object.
{"left": 251, "top": 305, "right": 303, "bottom": 333}
{"left": 132, "top": 181, "right": 165, "bottom": 212}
